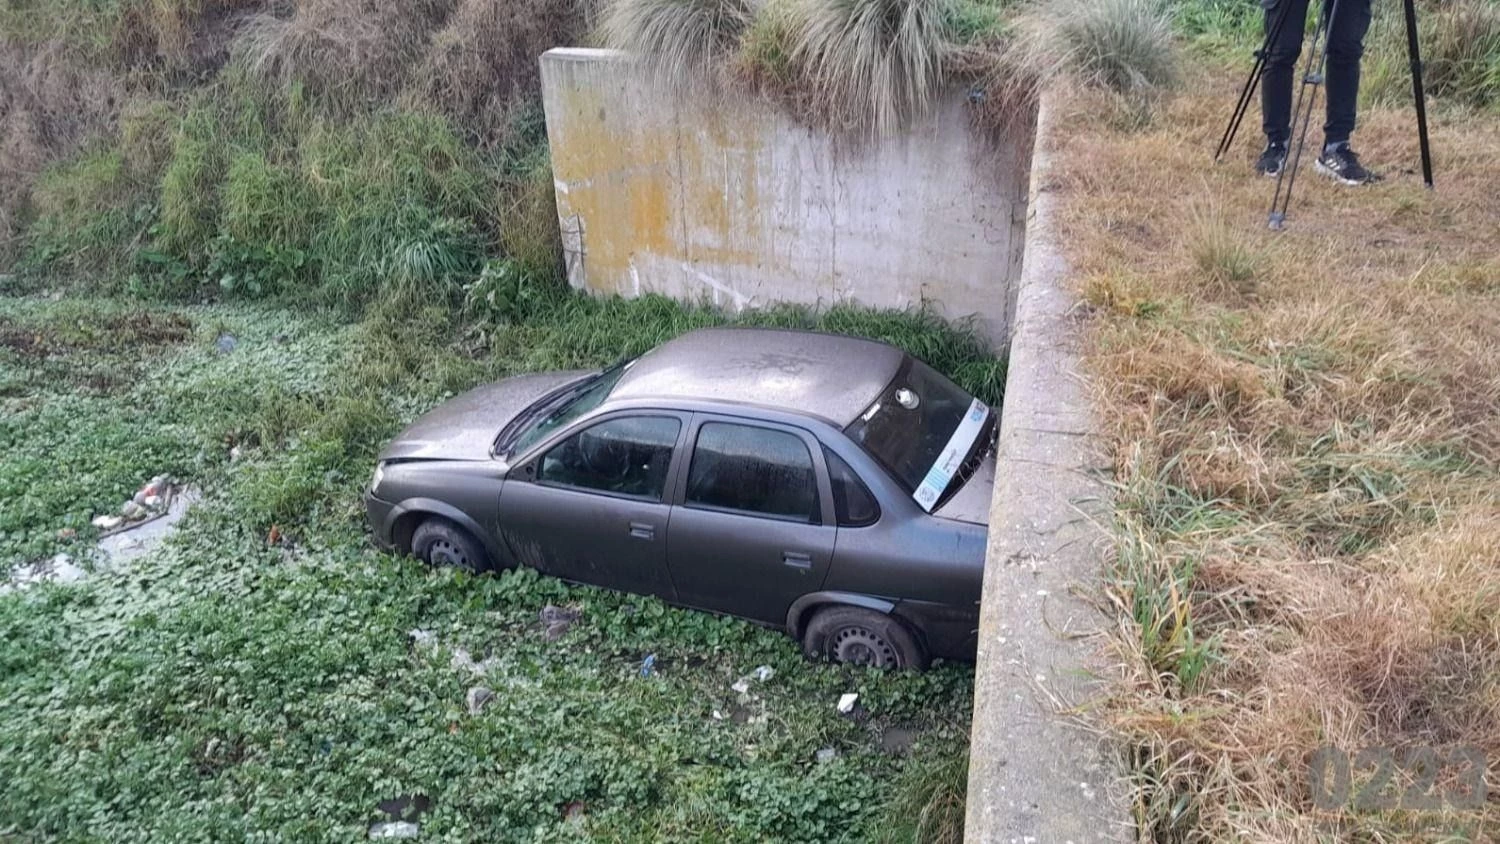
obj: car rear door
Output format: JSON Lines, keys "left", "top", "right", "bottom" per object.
{"left": 496, "top": 412, "right": 688, "bottom": 601}
{"left": 664, "top": 415, "right": 836, "bottom": 624}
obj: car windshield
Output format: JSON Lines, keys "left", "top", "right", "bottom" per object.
{"left": 845, "top": 359, "right": 990, "bottom": 511}
{"left": 505, "top": 362, "right": 632, "bottom": 456}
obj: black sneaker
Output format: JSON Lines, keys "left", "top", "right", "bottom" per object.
{"left": 1316, "top": 143, "right": 1376, "bottom": 185}
{"left": 1255, "top": 142, "right": 1288, "bottom": 177}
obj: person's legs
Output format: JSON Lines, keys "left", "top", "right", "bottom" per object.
{"left": 1316, "top": 0, "right": 1376, "bottom": 182}
{"left": 1261, "top": 0, "right": 1311, "bottom": 146}
{"left": 1322, "top": 0, "right": 1373, "bottom": 147}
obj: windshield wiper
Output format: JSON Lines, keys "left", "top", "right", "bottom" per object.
{"left": 493, "top": 378, "right": 591, "bottom": 455}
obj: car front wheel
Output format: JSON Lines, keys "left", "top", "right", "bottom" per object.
{"left": 412, "top": 518, "right": 492, "bottom": 573}
{"left": 802, "top": 606, "right": 928, "bottom": 671}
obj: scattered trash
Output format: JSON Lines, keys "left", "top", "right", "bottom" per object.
{"left": 731, "top": 665, "right": 776, "bottom": 695}
{"left": 540, "top": 605, "right": 580, "bottom": 641}
{"left": 376, "top": 794, "right": 431, "bottom": 823}
{"left": 229, "top": 445, "right": 243, "bottom": 463}
{"left": 466, "top": 686, "right": 495, "bottom": 716}
{"left": 711, "top": 709, "right": 726, "bottom": 721}
{"left": 562, "top": 801, "right": 587, "bottom": 823}
{"left": 99, "top": 474, "right": 180, "bottom": 534}
{"left": 2, "top": 553, "right": 88, "bottom": 595}
{"left": 815, "top": 747, "right": 838, "bottom": 764}
{"left": 837, "top": 693, "right": 859, "bottom": 714}
{"left": 368, "top": 821, "right": 419, "bottom": 839}
{"left": 96, "top": 485, "right": 201, "bottom": 566}
{"left": 639, "top": 654, "right": 656, "bottom": 677}
{"left": 266, "top": 525, "right": 282, "bottom": 545}
{"left": 56, "top": 527, "right": 77, "bottom": 540}
{"left": 214, "top": 333, "right": 238, "bottom": 354}
{"left": 450, "top": 647, "right": 500, "bottom": 675}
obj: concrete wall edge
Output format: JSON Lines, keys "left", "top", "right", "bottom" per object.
{"left": 963, "top": 89, "right": 1131, "bottom": 843}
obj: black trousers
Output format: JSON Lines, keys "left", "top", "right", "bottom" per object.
{"left": 1261, "top": 0, "right": 1373, "bottom": 147}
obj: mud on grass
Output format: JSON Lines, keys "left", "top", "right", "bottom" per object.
{"left": 0, "top": 302, "right": 197, "bottom": 397}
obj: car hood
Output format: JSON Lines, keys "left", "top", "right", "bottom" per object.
{"left": 930, "top": 452, "right": 994, "bottom": 526}
{"left": 378, "top": 371, "right": 593, "bottom": 462}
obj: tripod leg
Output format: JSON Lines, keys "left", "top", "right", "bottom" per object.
{"left": 1403, "top": 0, "right": 1434, "bottom": 188}
{"left": 1216, "top": 0, "right": 1298, "bottom": 161}
{"left": 1270, "top": 0, "right": 1342, "bottom": 229}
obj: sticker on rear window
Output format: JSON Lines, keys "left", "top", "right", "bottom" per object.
{"left": 913, "top": 399, "right": 989, "bottom": 512}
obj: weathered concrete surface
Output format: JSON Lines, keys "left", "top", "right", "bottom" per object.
{"left": 965, "top": 93, "right": 1128, "bottom": 842}
{"left": 540, "top": 48, "right": 1034, "bottom": 345}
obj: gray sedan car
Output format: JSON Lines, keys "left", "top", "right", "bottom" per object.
{"left": 365, "top": 327, "right": 994, "bottom": 669}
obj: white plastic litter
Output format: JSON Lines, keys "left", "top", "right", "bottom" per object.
{"left": 837, "top": 693, "right": 859, "bottom": 714}
{"left": 368, "top": 821, "right": 419, "bottom": 839}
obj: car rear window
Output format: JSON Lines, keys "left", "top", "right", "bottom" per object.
{"left": 845, "top": 358, "right": 979, "bottom": 496}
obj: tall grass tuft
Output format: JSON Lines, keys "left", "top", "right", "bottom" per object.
{"left": 870, "top": 751, "right": 969, "bottom": 844}
{"left": 787, "top": 0, "right": 951, "bottom": 137}
{"left": 1017, "top": 0, "right": 1177, "bottom": 96}
{"left": 600, "top": 0, "right": 755, "bottom": 83}
{"left": 1188, "top": 204, "right": 1261, "bottom": 295}
{"left": 234, "top": 0, "right": 455, "bottom": 110}
{"left": 1365, "top": 0, "right": 1500, "bottom": 110}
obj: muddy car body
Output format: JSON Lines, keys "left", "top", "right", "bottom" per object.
{"left": 365, "top": 328, "right": 994, "bottom": 669}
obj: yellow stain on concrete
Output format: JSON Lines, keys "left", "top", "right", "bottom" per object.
{"left": 550, "top": 83, "right": 681, "bottom": 293}
{"left": 551, "top": 80, "right": 781, "bottom": 293}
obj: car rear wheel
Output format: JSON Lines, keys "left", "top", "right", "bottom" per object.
{"left": 412, "top": 518, "right": 492, "bottom": 573}
{"left": 802, "top": 606, "right": 928, "bottom": 671}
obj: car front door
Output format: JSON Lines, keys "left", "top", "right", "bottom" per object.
{"left": 665, "top": 416, "right": 836, "bottom": 624}
{"left": 496, "top": 413, "right": 686, "bottom": 600}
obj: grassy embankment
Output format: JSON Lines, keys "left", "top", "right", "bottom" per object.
{"left": 1056, "top": 0, "right": 1500, "bottom": 839}
{"left": 2, "top": 0, "right": 1014, "bottom": 840}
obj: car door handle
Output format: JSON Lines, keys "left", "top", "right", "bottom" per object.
{"left": 782, "top": 552, "right": 813, "bottom": 570}
{"left": 628, "top": 522, "right": 655, "bottom": 540}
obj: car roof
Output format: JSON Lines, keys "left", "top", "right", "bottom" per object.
{"left": 608, "top": 327, "right": 906, "bottom": 425}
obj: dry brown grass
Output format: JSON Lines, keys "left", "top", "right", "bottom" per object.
{"left": 0, "top": 39, "right": 123, "bottom": 263}
{"left": 412, "top": 0, "right": 593, "bottom": 147}
{"left": 1058, "top": 64, "right": 1500, "bottom": 840}
{"left": 234, "top": 0, "right": 456, "bottom": 109}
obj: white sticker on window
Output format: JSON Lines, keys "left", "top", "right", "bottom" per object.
{"left": 913, "top": 398, "right": 989, "bottom": 512}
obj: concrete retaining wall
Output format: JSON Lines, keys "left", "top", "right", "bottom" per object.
{"left": 964, "top": 92, "right": 1127, "bottom": 842}
{"left": 539, "top": 48, "right": 1034, "bottom": 345}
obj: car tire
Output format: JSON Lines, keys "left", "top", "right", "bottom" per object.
{"left": 802, "top": 606, "right": 928, "bottom": 671}
{"left": 411, "top": 518, "right": 492, "bottom": 573}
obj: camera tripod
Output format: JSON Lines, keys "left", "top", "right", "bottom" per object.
{"left": 1214, "top": 0, "right": 1434, "bottom": 230}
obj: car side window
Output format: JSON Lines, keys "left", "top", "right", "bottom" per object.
{"left": 824, "top": 448, "right": 880, "bottom": 527}
{"left": 686, "top": 422, "right": 820, "bottom": 524}
{"left": 539, "top": 416, "right": 681, "bottom": 501}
